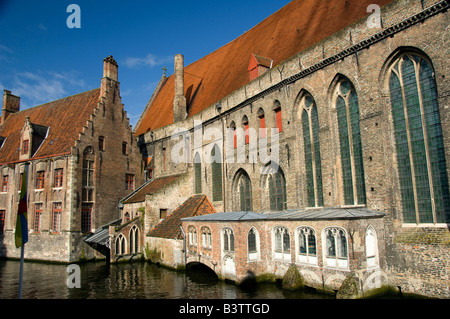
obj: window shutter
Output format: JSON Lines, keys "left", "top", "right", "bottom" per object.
{"left": 275, "top": 108, "right": 282, "bottom": 133}
{"left": 259, "top": 115, "right": 266, "bottom": 139}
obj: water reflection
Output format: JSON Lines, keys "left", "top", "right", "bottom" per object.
{"left": 0, "top": 260, "right": 332, "bottom": 299}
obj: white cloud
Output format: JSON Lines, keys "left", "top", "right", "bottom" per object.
{"left": 12, "top": 70, "right": 86, "bottom": 108}
{"left": 0, "top": 44, "right": 13, "bottom": 54}
{"left": 124, "top": 53, "right": 171, "bottom": 69}
{"left": 0, "top": 44, "right": 15, "bottom": 63}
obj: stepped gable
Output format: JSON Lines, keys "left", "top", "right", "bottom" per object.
{"left": 134, "top": 0, "right": 392, "bottom": 136}
{"left": 0, "top": 88, "right": 101, "bottom": 164}
{"left": 148, "top": 195, "right": 216, "bottom": 239}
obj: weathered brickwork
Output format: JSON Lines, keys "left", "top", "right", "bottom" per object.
{"left": 182, "top": 216, "right": 387, "bottom": 294}
{"left": 0, "top": 57, "right": 143, "bottom": 262}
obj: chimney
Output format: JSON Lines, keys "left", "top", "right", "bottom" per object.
{"left": 101, "top": 55, "right": 119, "bottom": 98}
{"left": 173, "top": 54, "right": 187, "bottom": 122}
{"left": 2, "top": 90, "right": 20, "bottom": 124}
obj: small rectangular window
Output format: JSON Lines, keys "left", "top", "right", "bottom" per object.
{"left": 126, "top": 174, "right": 135, "bottom": 190}
{"left": 99, "top": 136, "right": 105, "bottom": 151}
{"left": 36, "top": 171, "right": 45, "bottom": 189}
{"left": 34, "top": 203, "right": 43, "bottom": 233}
{"left": 81, "top": 203, "right": 92, "bottom": 233}
{"left": 160, "top": 209, "right": 167, "bottom": 219}
{"left": 122, "top": 142, "right": 128, "bottom": 155}
{"left": 1, "top": 176, "right": 7, "bottom": 192}
{"left": 22, "top": 140, "right": 29, "bottom": 154}
{"left": 52, "top": 202, "right": 62, "bottom": 233}
{"left": 54, "top": 168, "right": 63, "bottom": 188}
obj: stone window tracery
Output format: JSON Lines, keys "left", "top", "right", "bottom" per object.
{"left": 388, "top": 52, "right": 449, "bottom": 224}
{"left": 300, "top": 93, "right": 324, "bottom": 207}
{"left": 334, "top": 79, "right": 366, "bottom": 206}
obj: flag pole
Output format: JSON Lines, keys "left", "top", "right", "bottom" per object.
{"left": 18, "top": 244, "right": 24, "bottom": 299}
{"left": 16, "top": 162, "right": 29, "bottom": 299}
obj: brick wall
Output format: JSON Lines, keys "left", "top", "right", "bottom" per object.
{"left": 139, "top": 0, "right": 449, "bottom": 297}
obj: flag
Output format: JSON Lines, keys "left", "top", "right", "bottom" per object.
{"left": 15, "top": 165, "right": 28, "bottom": 248}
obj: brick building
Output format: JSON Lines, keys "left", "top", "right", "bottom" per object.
{"left": 0, "top": 56, "right": 143, "bottom": 262}
{"left": 132, "top": 0, "right": 449, "bottom": 298}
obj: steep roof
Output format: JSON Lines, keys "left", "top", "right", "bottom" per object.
{"left": 134, "top": 0, "right": 393, "bottom": 136}
{"left": 122, "top": 174, "right": 183, "bottom": 204}
{"left": 148, "top": 194, "right": 216, "bottom": 239}
{"left": 0, "top": 88, "right": 101, "bottom": 165}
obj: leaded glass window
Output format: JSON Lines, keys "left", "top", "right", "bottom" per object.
{"left": 274, "top": 227, "right": 290, "bottom": 254}
{"left": 324, "top": 227, "right": 348, "bottom": 268}
{"left": 234, "top": 170, "right": 252, "bottom": 211}
{"left": 248, "top": 228, "right": 257, "bottom": 253}
{"left": 267, "top": 168, "right": 286, "bottom": 211}
{"left": 335, "top": 80, "right": 366, "bottom": 205}
{"left": 223, "top": 228, "right": 234, "bottom": 253}
{"left": 298, "top": 227, "right": 316, "bottom": 256}
{"left": 301, "top": 94, "right": 324, "bottom": 207}
{"left": 388, "top": 53, "right": 449, "bottom": 224}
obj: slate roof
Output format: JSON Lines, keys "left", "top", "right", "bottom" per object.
{"left": 134, "top": 0, "right": 392, "bottom": 136}
{"left": 148, "top": 195, "right": 216, "bottom": 239}
{"left": 84, "top": 218, "right": 122, "bottom": 246}
{"left": 0, "top": 88, "right": 101, "bottom": 165}
{"left": 181, "top": 207, "right": 386, "bottom": 222}
{"left": 122, "top": 174, "right": 183, "bottom": 204}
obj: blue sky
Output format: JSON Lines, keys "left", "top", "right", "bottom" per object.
{"left": 0, "top": 0, "right": 290, "bottom": 128}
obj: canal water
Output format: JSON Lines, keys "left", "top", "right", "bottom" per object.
{"left": 0, "top": 260, "right": 333, "bottom": 299}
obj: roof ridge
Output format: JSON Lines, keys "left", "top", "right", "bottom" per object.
{"left": 179, "top": 2, "right": 292, "bottom": 72}
{"left": 12, "top": 88, "right": 100, "bottom": 114}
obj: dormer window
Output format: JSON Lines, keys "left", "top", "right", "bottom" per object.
{"left": 20, "top": 117, "right": 48, "bottom": 160}
{"left": 248, "top": 53, "right": 273, "bottom": 81}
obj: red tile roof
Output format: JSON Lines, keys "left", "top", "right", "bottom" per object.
{"left": 134, "top": 0, "right": 392, "bottom": 136}
{"left": 148, "top": 195, "right": 216, "bottom": 239}
{"left": 122, "top": 174, "right": 183, "bottom": 204}
{"left": 0, "top": 88, "right": 101, "bottom": 165}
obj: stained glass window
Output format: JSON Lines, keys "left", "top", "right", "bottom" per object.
{"left": 388, "top": 53, "right": 449, "bottom": 224}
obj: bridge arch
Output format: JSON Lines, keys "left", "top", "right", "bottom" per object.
{"left": 186, "top": 262, "right": 219, "bottom": 283}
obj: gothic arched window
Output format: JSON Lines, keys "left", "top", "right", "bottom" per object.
{"left": 300, "top": 93, "right": 324, "bottom": 207}
{"left": 233, "top": 169, "right": 252, "bottom": 211}
{"left": 194, "top": 152, "right": 202, "bottom": 194}
{"left": 334, "top": 78, "right": 366, "bottom": 206}
{"left": 388, "top": 53, "right": 449, "bottom": 224}
{"left": 211, "top": 144, "right": 223, "bottom": 201}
